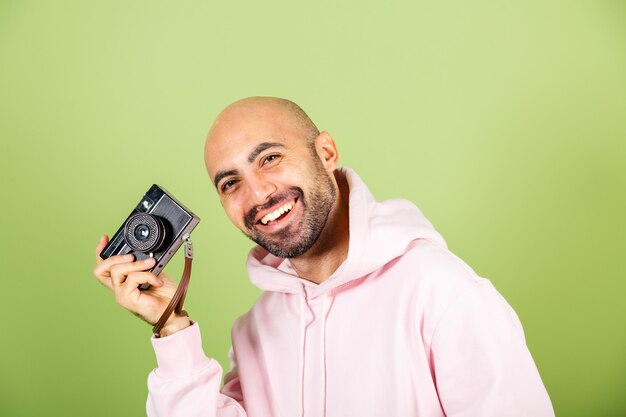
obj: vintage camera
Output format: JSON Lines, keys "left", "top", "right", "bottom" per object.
{"left": 100, "top": 185, "right": 200, "bottom": 289}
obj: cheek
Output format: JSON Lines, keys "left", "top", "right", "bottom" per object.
{"left": 273, "top": 161, "right": 310, "bottom": 185}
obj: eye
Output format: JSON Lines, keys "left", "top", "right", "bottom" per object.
{"left": 262, "top": 154, "right": 281, "bottom": 165}
{"left": 221, "top": 179, "right": 238, "bottom": 193}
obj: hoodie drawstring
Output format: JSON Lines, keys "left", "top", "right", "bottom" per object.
{"left": 299, "top": 285, "right": 305, "bottom": 417}
{"left": 321, "top": 294, "right": 327, "bottom": 417}
{"left": 298, "top": 285, "right": 335, "bottom": 417}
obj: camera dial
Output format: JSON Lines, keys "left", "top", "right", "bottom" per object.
{"left": 124, "top": 213, "right": 166, "bottom": 252}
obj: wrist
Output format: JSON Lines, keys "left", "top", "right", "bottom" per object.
{"left": 156, "top": 314, "right": 191, "bottom": 337}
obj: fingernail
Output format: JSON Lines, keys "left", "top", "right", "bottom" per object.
{"left": 144, "top": 258, "right": 155, "bottom": 264}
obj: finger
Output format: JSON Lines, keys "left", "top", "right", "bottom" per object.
{"left": 114, "top": 272, "right": 165, "bottom": 322}
{"left": 94, "top": 274, "right": 114, "bottom": 291}
{"left": 93, "top": 253, "right": 135, "bottom": 280}
{"left": 92, "top": 253, "right": 135, "bottom": 293}
{"left": 110, "top": 257, "right": 156, "bottom": 288}
{"left": 119, "top": 272, "right": 164, "bottom": 300}
{"left": 95, "top": 235, "right": 110, "bottom": 263}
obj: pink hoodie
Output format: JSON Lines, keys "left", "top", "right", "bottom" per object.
{"left": 147, "top": 168, "right": 554, "bottom": 417}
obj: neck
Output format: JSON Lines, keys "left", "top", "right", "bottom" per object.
{"left": 289, "top": 171, "right": 350, "bottom": 284}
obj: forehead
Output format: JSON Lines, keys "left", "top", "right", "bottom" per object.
{"left": 204, "top": 109, "right": 303, "bottom": 178}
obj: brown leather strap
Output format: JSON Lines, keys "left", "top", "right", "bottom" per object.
{"left": 152, "top": 239, "right": 193, "bottom": 335}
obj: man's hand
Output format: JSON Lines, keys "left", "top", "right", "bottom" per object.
{"left": 93, "top": 235, "right": 191, "bottom": 336}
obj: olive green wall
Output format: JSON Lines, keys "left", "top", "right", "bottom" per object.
{"left": 1, "top": 1, "right": 624, "bottom": 416}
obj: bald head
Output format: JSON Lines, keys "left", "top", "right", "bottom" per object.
{"left": 206, "top": 97, "right": 319, "bottom": 153}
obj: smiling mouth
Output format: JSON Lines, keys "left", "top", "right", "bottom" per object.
{"left": 259, "top": 199, "right": 296, "bottom": 225}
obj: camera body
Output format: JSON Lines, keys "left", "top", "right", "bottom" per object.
{"left": 100, "top": 185, "right": 200, "bottom": 288}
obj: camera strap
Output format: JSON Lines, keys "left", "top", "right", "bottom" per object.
{"left": 152, "top": 236, "right": 193, "bottom": 336}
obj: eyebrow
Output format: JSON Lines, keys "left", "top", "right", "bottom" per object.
{"left": 213, "top": 142, "right": 286, "bottom": 188}
{"left": 247, "top": 142, "right": 285, "bottom": 163}
{"left": 213, "top": 169, "right": 237, "bottom": 188}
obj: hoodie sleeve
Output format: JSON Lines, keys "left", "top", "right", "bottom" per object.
{"left": 146, "top": 322, "right": 247, "bottom": 417}
{"left": 430, "top": 281, "right": 554, "bottom": 417}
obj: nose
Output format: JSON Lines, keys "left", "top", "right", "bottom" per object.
{"left": 247, "top": 173, "right": 277, "bottom": 206}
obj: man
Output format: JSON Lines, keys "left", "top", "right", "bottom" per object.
{"left": 93, "top": 97, "right": 554, "bottom": 416}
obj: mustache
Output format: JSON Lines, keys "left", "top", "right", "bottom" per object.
{"left": 244, "top": 187, "right": 303, "bottom": 229}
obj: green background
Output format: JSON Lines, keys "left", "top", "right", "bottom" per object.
{"left": 1, "top": 1, "right": 624, "bottom": 416}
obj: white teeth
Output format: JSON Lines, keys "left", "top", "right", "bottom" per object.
{"left": 260, "top": 202, "right": 293, "bottom": 225}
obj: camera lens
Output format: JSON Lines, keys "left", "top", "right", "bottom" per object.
{"left": 124, "top": 213, "right": 166, "bottom": 252}
{"left": 134, "top": 224, "right": 151, "bottom": 241}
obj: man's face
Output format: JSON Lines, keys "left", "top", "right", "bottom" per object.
{"left": 205, "top": 113, "right": 337, "bottom": 258}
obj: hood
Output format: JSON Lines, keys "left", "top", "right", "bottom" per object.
{"left": 246, "top": 167, "right": 447, "bottom": 298}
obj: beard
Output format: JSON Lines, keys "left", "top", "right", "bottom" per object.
{"left": 243, "top": 163, "right": 336, "bottom": 259}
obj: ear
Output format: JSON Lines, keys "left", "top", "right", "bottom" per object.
{"left": 314, "top": 131, "right": 339, "bottom": 172}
